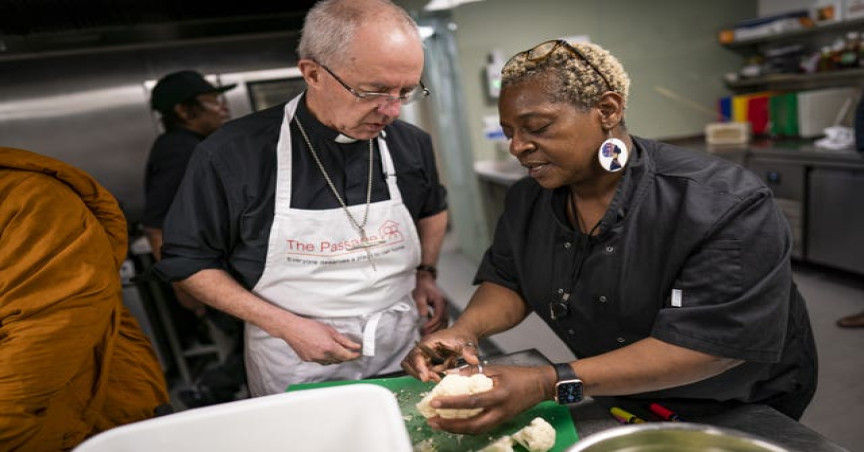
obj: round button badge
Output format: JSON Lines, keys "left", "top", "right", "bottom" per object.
{"left": 598, "top": 138, "right": 628, "bottom": 172}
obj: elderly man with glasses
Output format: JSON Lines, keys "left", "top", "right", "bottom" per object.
{"left": 153, "top": 0, "right": 449, "bottom": 396}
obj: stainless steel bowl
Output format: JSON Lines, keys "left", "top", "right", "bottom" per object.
{"left": 566, "top": 423, "right": 790, "bottom": 452}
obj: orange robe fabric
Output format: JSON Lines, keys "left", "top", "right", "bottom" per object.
{"left": 0, "top": 147, "right": 169, "bottom": 451}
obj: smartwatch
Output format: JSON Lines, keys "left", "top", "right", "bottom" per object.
{"left": 553, "top": 363, "right": 584, "bottom": 405}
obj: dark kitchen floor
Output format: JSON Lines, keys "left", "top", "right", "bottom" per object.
{"left": 437, "top": 235, "right": 864, "bottom": 452}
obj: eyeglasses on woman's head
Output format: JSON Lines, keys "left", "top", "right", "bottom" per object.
{"left": 505, "top": 39, "right": 613, "bottom": 92}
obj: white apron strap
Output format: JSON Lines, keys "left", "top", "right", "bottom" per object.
{"left": 362, "top": 301, "right": 412, "bottom": 356}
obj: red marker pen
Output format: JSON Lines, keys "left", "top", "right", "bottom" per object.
{"left": 649, "top": 403, "right": 684, "bottom": 422}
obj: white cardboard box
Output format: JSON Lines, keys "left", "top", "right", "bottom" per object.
{"left": 705, "top": 122, "right": 752, "bottom": 145}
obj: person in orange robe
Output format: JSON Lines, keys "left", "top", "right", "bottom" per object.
{"left": 0, "top": 147, "right": 170, "bottom": 451}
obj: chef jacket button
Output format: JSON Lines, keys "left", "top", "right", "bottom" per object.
{"left": 599, "top": 295, "right": 608, "bottom": 303}
{"left": 605, "top": 246, "right": 615, "bottom": 254}
{"left": 568, "top": 329, "right": 576, "bottom": 335}
{"left": 564, "top": 242, "right": 572, "bottom": 249}
{"left": 616, "top": 337, "right": 626, "bottom": 343}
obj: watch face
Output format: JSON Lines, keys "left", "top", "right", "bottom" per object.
{"left": 556, "top": 380, "right": 583, "bottom": 404}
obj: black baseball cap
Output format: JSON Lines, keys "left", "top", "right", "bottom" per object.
{"left": 150, "top": 70, "right": 237, "bottom": 112}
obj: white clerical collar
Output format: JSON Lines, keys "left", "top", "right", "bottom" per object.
{"left": 334, "top": 130, "right": 386, "bottom": 144}
{"left": 335, "top": 134, "right": 357, "bottom": 144}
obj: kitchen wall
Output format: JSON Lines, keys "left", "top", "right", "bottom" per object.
{"left": 402, "top": 0, "right": 758, "bottom": 163}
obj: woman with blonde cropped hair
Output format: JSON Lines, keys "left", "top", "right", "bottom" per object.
{"left": 403, "top": 39, "right": 817, "bottom": 434}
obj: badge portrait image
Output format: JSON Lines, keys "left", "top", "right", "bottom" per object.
{"left": 598, "top": 138, "right": 628, "bottom": 172}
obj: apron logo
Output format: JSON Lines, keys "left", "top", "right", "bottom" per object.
{"left": 378, "top": 220, "right": 402, "bottom": 238}
{"left": 284, "top": 220, "right": 405, "bottom": 256}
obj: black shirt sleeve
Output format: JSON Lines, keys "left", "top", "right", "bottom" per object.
{"left": 153, "top": 141, "right": 235, "bottom": 281}
{"left": 473, "top": 178, "right": 536, "bottom": 293}
{"left": 142, "top": 130, "right": 202, "bottom": 229}
{"left": 389, "top": 121, "right": 448, "bottom": 221}
{"left": 651, "top": 187, "right": 794, "bottom": 363}
{"left": 415, "top": 129, "right": 448, "bottom": 219}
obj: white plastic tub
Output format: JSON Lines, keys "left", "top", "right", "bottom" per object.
{"left": 74, "top": 384, "right": 412, "bottom": 452}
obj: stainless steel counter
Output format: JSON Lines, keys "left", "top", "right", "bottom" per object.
{"left": 490, "top": 349, "right": 849, "bottom": 452}
{"left": 672, "top": 137, "right": 864, "bottom": 170}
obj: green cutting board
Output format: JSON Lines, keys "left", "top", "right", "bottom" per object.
{"left": 288, "top": 376, "right": 578, "bottom": 451}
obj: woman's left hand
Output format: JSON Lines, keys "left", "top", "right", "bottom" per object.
{"left": 425, "top": 365, "right": 554, "bottom": 434}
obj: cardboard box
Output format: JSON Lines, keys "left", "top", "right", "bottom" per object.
{"left": 706, "top": 122, "right": 752, "bottom": 145}
{"left": 813, "top": 2, "right": 843, "bottom": 24}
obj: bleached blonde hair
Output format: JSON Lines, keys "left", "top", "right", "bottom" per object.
{"left": 501, "top": 41, "right": 630, "bottom": 112}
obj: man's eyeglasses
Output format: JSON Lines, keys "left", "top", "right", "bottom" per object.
{"left": 318, "top": 62, "right": 430, "bottom": 105}
{"left": 505, "top": 39, "right": 613, "bottom": 92}
{"left": 197, "top": 96, "right": 227, "bottom": 110}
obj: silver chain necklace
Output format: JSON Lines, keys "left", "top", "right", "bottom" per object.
{"left": 294, "top": 116, "right": 377, "bottom": 269}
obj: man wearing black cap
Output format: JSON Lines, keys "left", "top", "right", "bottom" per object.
{"left": 143, "top": 70, "right": 245, "bottom": 407}
{"left": 144, "top": 70, "right": 236, "bottom": 257}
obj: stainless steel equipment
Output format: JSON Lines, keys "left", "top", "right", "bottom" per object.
{"left": 0, "top": 32, "right": 302, "bottom": 225}
{"left": 566, "top": 423, "right": 789, "bottom": 452}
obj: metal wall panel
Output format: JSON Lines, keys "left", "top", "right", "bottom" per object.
{"left": 0, "top": 33, "right": 299, "bottom": 226}
{"left": 808, "top": 168, "right": 864, "bottom": 275}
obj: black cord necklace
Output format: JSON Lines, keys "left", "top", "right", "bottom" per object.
{"left": 549, "top": 191, "right": 602, "bottom": 320}
{"left": 569, "top": 190, "right": 602, "bottom": 236}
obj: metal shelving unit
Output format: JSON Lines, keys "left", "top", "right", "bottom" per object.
{"left": 726, "top": 67, "right": 864, "bottom": 92}
{"left": 721, "top": 17, "right": 864, "bottom": 93}
{"left": 722, "top": 17, "right": 864, "bottom": 51}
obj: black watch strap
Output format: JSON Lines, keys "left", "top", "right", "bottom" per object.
{"left": 554, "top": 363, "right": 578, "bottom": 381}
{"left": 553, "top": 362, "right": 583, "bottom": 405}
{"left": 416, "top": 264, "right": 438, "bottom": 279}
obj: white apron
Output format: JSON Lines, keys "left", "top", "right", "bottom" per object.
{"left": 246, "top": 95, "right": 422, "bottom": 396}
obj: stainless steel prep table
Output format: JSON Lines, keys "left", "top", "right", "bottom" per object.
{"left": 490, "top": 349, "right": 848, "bottom": 452}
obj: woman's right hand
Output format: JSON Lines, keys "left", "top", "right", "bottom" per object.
{"left": 401, "top": 328, "right": 481, "bottom": 382}
{"left": 425, "top": 364, "right": 555, "bottom": 434}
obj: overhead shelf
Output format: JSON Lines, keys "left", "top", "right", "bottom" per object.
{"left": 726, "top": 67, "right": 864, "bottom": 91}
{"left": 721, "top": 17, "right": 864, "bottom": 51}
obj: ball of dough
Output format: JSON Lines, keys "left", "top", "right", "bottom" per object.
{"left": 511, "top": 417, "right": 556, "bottom": 452}
{"left": 416, "top": 373, "right": 493, "bottom": 419}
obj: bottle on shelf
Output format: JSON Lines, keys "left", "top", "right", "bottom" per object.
{"left": 856, "top": 97, "right": 864, "bottom": 152}
{"left": 819, "top": 45, "right": 835, "bottom": 72}
{"left": 830, "top": 37, "right": 845, "bottom": 70}
{"left": 859, "top": 31, "right": 864, "bottom": 67}
{"left": 839, "top": 31, "right": 860, "bottom": 68}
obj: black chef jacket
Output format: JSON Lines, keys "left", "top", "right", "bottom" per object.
{"left": 142, "top": 128, "right": 205, "bottom": 229}
{"left": 475, "top": 136, "right": 817, "bottom": 419}
{"left": 155, "top": 96, "right": 447, "bottom": 289}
